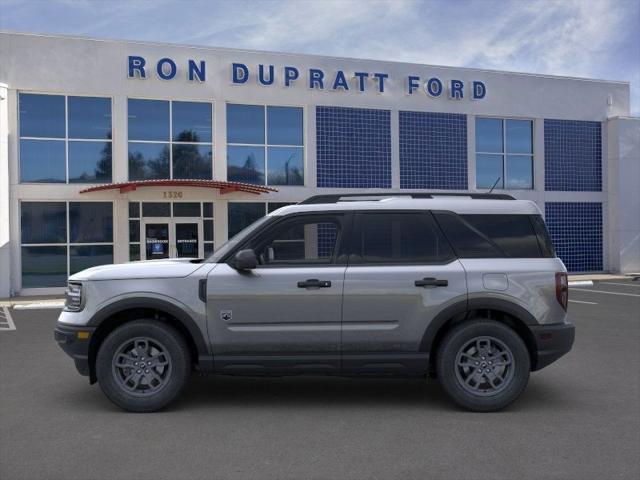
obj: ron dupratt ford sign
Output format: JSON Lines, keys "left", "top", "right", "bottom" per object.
{"left": 127, "top": 56, "right": 487, "bottom": 100}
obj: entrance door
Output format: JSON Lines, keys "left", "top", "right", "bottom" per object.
{"left": 174, "top": 219, "right": 203, "bottom": 258}
{"left": 143, "top": 221, "right": 171, "bottom": 260}
{"left": 142, "top": 218, "right": 203, "bottom": 259}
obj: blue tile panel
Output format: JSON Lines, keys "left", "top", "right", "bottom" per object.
{"left": 545, "top": 202, "right": 603, "bottom": 272}
{"left": 316, "top": 106, "right": 391, "bottom": 188}
{"left": 544, "top": 119, "right": 602, "bottom": 191}
{"left": 399, "top": 111, "right": 468, "bottom": 190}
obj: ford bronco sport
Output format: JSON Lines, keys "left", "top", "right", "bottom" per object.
{"left": 55, "top": 193, "right": 575, "bottom": 412}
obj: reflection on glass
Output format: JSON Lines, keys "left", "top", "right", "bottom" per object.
{"left": 68, "top": 96, "right": 112, "bottom": 139}
{"left": 506, "top": 120, "right": 533, "bottom": 154}
{"left": 68, "top": 141, "right": 112, "bottom": 183}
{"left": 228, "top": 203, "right": 265, "bottom": 237}
{"left": 172, "top": 144, "right": 212, "bottom": 179}
{"left": 128, "top": 99, "right": 169, "bottom": 141}
{"left": 69, "top": 202, "right": 113, "bottom": 243}
{"left": 267, "top": 106, "right": 303, "bottom": 145}
{"left": 128, "top": 142, "right": 170, "bottom": 180}
{"left": 476, "top": 154, "right": 504, "bottom": 189}
{"left": 227, "top": 104, "right": 264, "bottom": 144}
{"left": 21, "top": 246, "right": 67, "bottom": 288}
{"left": 172, "top": 102, "right": 212, "bottom": 143}
{"left": 227, "top": 146, "right": 265, "bottom": 184}
{"left": 267, "top": 147, "right": 303, "bottom": 185}
{"left": 20, "top": 139, "right": 65, "bottom": 183}
{"left": 506, "top": 155, "right": 533, "bottom": 189}
{"left": 19, "top": 93, "right": 65, "bottom": 138}
{"left": 476, "top": 118, "right": 503, "bottom": 153}
{"left": 21, "top": 202, "right": 67, "bottom": 244}
{"left": 176, "top": 223, "right": 199, "bottom": 258}
{"left": 70, "top": 245, "right": 114, "bottom": 275}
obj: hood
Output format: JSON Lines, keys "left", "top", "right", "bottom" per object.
{"left": 69, "top": 258, "right": 206, "bottom": 281}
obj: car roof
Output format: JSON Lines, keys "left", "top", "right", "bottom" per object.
{"left": 269, "top": 196, "right": 542, "bottom": 216}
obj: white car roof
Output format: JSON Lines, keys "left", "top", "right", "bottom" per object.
{"left": 269, "top": 196, "right": 542, "bottom": 216}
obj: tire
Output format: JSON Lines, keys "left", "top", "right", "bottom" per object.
{"left": 436, "top": 319, "right": 530, "bottom": 412}
{"left": 96, "top": 320, "right": 191, "bottom": 412}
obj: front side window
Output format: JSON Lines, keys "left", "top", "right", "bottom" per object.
{"left": 227, "top": 104, "right": 304, "bottom": 186}
{"left": 128, "top": 99, "right": 213, "bottom": 180}
{"left": 19, "top": 93, "right": 112, "bottom": 184}
{"left": 476, "top": 118, "right": 533, "bottom": 189}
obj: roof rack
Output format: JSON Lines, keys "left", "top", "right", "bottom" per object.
{"left": 299, "top": 192, "right": 515, "bottom": 204}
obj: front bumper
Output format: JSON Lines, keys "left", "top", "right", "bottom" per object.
{"left": 530, "top": 321, "right": 575, "bottom": 371}
{"left": 54, "top": 323, "right": 96, "bottom": 377}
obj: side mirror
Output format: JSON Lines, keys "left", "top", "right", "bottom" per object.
{"left": 233, "top": 249, "right": 258, "bottom": 270}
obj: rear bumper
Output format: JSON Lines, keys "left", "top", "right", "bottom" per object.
{"left": 530, "top": 321, "right": 575, "bottom": 371}
{"left": 54, "top": 323, "right": 96, "bottom": 377}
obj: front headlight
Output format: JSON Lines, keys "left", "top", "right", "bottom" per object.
{"left": 64, "top": 282, "right": 84, "bottom": 312}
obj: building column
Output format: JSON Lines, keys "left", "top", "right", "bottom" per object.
{"left": 0, "top": 84, "right": 9, "bottom": 297}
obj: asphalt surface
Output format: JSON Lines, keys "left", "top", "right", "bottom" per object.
{"left": 1, "top": 280, "right": 639, "bottom": 480}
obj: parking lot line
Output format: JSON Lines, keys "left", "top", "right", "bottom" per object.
{"left": 600, "top": 282, "right": 640, "bottom": 288}
{"left": 570, "top": 288, "right": 640, "bottom": 298}
{"left": 0, "top": 306, "right": 16, "bottom": 331}
{"left": 569, "top": 300, "right": 598, "bottom": 305}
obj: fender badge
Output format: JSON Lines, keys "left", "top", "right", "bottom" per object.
{"left": 220, "top": 310, "right": 232, "bottom": 322}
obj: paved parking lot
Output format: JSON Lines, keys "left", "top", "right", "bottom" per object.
{"left": 1, "top": 280, "right": 639, "bottom": 480}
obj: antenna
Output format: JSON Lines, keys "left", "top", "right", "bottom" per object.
{"left": 488, "top": 177, "right": 501, "bottom": 194}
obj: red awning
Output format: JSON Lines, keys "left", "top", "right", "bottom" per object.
{"left": 79, "top": 179, "right": 278, "bottom": 195}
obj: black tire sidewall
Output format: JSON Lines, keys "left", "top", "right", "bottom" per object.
{"left": 96, "top": 320, "right": 190, "bottom": 412}
{"left": 436, "top": 320, "right": 530, "bottom": 412}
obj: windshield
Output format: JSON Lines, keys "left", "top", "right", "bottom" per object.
{"left": 206, "top": 216, "right": 272, "bottom": 263}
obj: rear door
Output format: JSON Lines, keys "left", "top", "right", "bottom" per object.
{"left": 341, "top": 211, "right": 467, "bottom": 374}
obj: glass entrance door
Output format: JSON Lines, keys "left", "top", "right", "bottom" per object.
{"left": 175, "top": 220, "right": 202, "bottom": 258}
{"left": 144, "top": 222, "right": 170, "bottom": 260}
{"left": 142, "top": 218, "right": 203, "bottom": 260}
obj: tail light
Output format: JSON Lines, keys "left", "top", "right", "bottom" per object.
{"left": 555, "top": 272, "right": 568, "bottom": 311}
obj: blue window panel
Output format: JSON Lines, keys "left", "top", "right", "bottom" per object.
{"left": 128, "top": 99, "right": 170, "bottom": 141}
{"left": 506, "top": 119, "right": 532, "bottom": 154}
{"left": 228, "top": 203, "right": 266, "bottom": 238}
{"left": 19, "top": 93, "right": 65, "bottom": 138}
{"left": 69, "top": 202, "right": 113, "bottom": 243}
{"left": 68, "top": 141, "right": 112, "bottom": 183}
{"left": 227, "top": 104, "right": 265, "bottom": 144}
{"left": 227, "top": 145, "right": 265, "bottom": 184}
{"left": 475, "top": 118, "right": 502, "bottom": 153}
{"left": 545, "top": 202, "right": 603, "bottom": 272}
{"left": 172, "top": 144, "right": 212, "bottom": 179}
{"left": 476, "top": 154, "right": 503, "bottom": 189}
{"left": 267, "top": 146, "right": 304, "bottom": 185}
{"left": 316, "top": 106, "right": 391, "bottom": 188}
{"left": 544, "top": 119, "right": 602, "bottom": 191}
{"left": 506, "top": 155, "right": 533, "bottom": 189}
{"left": 399, "top": 111, "right": 467, "bottom": 190}
{"left": 172, "top": 101, "right": 212, "bottom": 143}
{"left": 267, "top": 106, "right": 303, "bottom": 146}
{"left": 68, "top": 96, "right": 112, "bottom": 139}
{"left": 21, "top": 246, "right": 68, "bottom": 288}
{"left": 20, "top": 139, "right": 66, "bottom": 183}
{"left": 21, "top": 202, "right": 67, "bottom": 244}
{"left": 128, "top": 142, "right": 170, "bottom": 180}
{"left": 70, "top": 245, "right": 114, "bottom": 275}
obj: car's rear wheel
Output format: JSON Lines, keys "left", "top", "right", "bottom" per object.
{"left": 96, "top": 320, "right": 190, "bottom": 412}
{"left": 436, "top": 319, "right": 530, "bottom": 412}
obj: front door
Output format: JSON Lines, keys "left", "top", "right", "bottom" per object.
{"left": 206, "top": 213, "right": 349, "bottom": 374}
{"left": 142, "top": 218, "right": 203, "bottom": 259}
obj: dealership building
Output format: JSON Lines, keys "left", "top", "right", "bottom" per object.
{"left": 0, "top": 31, "right": 638, "bottom": 296}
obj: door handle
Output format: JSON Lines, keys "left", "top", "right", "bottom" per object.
{"left": 297, "top": 279, "right": 332, "bottom": 288}
{"left": 415, "top": 277, "right": 448, "bottom": 287}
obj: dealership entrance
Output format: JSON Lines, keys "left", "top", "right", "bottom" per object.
{"left": 142, "top": 217, "right": 203, "bottom": 260}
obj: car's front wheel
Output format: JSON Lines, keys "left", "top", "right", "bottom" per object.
{"left": 436, "top": 319, "right": 530, "bottom": 412}
{"left": 96, "top": 320, "right": 191, "bottom": 412}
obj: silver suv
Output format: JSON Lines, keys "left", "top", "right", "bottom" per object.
{"left": 55, "top": 193, "right": 575, "bottom": 412}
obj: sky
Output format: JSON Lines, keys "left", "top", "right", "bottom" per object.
{"left": 1, "top": 0, "right": 639, "bottom": 114}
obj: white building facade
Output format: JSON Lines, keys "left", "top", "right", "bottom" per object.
{"left": 0, "top": 32, "right": 638, "bottom": 296}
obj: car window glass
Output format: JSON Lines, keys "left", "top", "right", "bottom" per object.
{"left": 462, "top": 214, "right": 541, "bottom": 258}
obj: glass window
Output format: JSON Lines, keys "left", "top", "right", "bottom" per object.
{"left": 203, "top": 202, "right": 213, "bottom": 218}
{"left": 129, "top": 202, "right": 140, "bottom": 218}
{"left": 172, "top": 102, "right": 212, "bottom": 143}
{"left": 19, "top": 94, "right": 65, "bottom": 138}
{"left": 204, "top": 220, "right": 214, "bottom": 241}
{"left": 172, "top": 144, "right": 212, "bottom": 179}
{"left": 128, "top": 99, "right": 169, "bottom": 141}
{"left": 128, "top": 143, "right": 170, "bottom": 180}
{"left": 228, "top": 203, "right": 265, "bottom": 238}
{"left": 68, "top": 96, "right": 112, "bottom": 139}
{"left": 130, "top": 244, "right": 141, "bottom": 261}
{"left": 267, "top": 147, "right": 304, "bottom": 185}
{"left": 69, "top": 202, "right": 113, "bottom": 243}
{"left": 267, "top": 202, "right": 295, "bottom": 213}
{"left": 227, "top": 104, "right": 264, "bottom": 144}
{"left": 68, "top": 141, "right": 112, "bottom": 183}
{"left": 227, "top": 146, "right": 265, "bottom": 184}
{"left": 506, "top": 155, "right": 533, "bottom": 189}
{"left": 530, "top": 215, "right": 555, "bottom": 258}
{"left": 267, "top": 106, "right": 303, "bottom": 145}
{"left": 129, "top": 220, "right": 140, "bottom": 242}
{"left": 142, "top": 202, "right": 171, "bottom": 217}
{"left": 173, "top": 203, "right": 201, "bottom": 217}
{"left": 462, "top": 215, "right": 541, "bottom": 258}
{"left": 506, "top": 120, "right": 532, "bottom": 154}
{"left": 21, "top": 202, "right": 66, "bottom": 244}
{"left": 476, "top": 154, "right": 504, "bottom": 189}
{"left": 358, "top": 213, "right": 454, "bottom": 264}
{"left": 21, "top": 246, "right": 67, "bottom": 288}
{"left": 433, "top": 212, "right": 501, "bottom": 259}
{"left": 475, "top": 118, "right": 502, "bottom": 153}
{"left": 19, "top": 139, "right": 66, "bottom": 183}
{"left": 70, "top": 245, "right": 114, "bottom": 275}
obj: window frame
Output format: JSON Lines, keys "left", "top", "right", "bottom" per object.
{"left": 475, "top": 116, "right": 534, "bottom": 190}
{"left": 127, "top": 98, "right": 214, "bottom": 181}
{"left": 18, "top": 92, "right": 114, "bottom": 184}
{"left": 226, "top": 103, "right": 306, "bottom": 186}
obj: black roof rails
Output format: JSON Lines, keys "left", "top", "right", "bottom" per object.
{"left": 299, "top": 192, "right": 515, "bottom": 204}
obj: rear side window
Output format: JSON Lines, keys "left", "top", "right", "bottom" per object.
{"left": 433, "top": 212, "right": 502, "bottom": 258}
{"left": 356, "top": 212, "right": 455, "bottom": 264}
{"left": 530, "top": 214, "right": 556, "bottom": 257}
{"left": 461, "top": 215, "right": 541, "bottom": 258}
